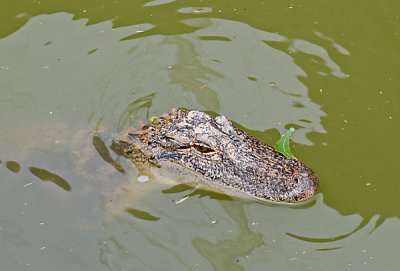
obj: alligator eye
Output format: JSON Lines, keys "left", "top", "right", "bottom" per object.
{"left": 192, "top": 144, "right": 215, "bottom": 154}
{"left": 176, "top": 146, "right": 190, "bottom": 150}
{"left": 293, "top": 177, "right": 299, "bottom": 184}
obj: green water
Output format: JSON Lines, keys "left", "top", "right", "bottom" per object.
{"left": 1, "top": 0, "right": 400, "bottom": 270}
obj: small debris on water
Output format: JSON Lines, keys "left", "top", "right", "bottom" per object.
{"left": 194, "top": 8, "right": 207, "bottom": 14}
{"left": 211, "top": 220, "right": 217, "bottom": 224}
{"left": 137, "top": 175, "right": 149, "bottom": 183}
{"left": 150, "top": 116, "right": 158, "bottom": 124}
{"left": 175, "top": 195, "right": 189, "bottom": 204}
{"left": 23, "top": 182, "right": 32, "bottom": 187}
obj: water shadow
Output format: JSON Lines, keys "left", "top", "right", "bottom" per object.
{"left": 92, "top": 135, "right": 125, "bottom": 173}
{"left": 29, "top": 167, "right": 71, "bottom": 191}
{"left": 125, "top": 208, "right": 160, "bottom": 221}
{"left": 5, "top": 161, "right": 20, "bottom": 173}
{"left": 162, "top": 183, "right": 233, "bottom": 202}
{"left": 117, "top": 93, "right": 156, "bottom": 131}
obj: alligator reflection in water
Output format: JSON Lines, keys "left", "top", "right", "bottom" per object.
{"left": 192, "top": 201, "right": 264, "bottom": 271}
{"left": 99, "top": 187, "right": 264, "bottom": 270}
{"left": 123, "top": 183, "right": 233, "bottom": 222}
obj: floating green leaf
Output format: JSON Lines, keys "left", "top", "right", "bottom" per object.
{"left": 274, "top": 128, "right": 296, "bottom": 159}
{"left": 150, "top": 116, "right": 158, "bottom": 124}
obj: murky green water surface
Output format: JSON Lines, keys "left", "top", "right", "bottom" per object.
{"left": 1, "top": 1, "right": 400, "bottom": 270}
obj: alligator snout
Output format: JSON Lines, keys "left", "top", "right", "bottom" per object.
{"left": 282, "top": 168, "right": 319, "bottom": 203}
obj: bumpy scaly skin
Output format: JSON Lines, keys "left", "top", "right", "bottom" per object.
{"left": 120, "top": 109, "right": 319, "bottom": 203}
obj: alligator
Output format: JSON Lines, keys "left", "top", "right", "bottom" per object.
{"left": 119, "top": 109, "right": 319, "bottom": 203}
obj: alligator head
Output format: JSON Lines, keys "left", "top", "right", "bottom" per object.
{"left": 121, "top": 109, "right": 319, "bottom": 203}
